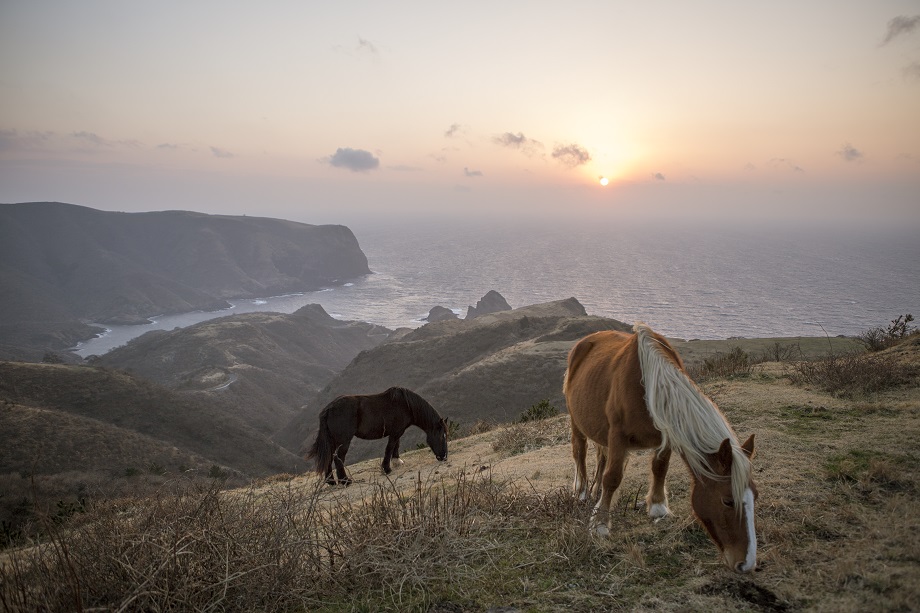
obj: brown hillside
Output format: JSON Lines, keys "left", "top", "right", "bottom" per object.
{"left": 98, "top": 304, "right": 392, "bottom": 434}
{"left": 276, "top": 298, "right": 632, "bottom": 457}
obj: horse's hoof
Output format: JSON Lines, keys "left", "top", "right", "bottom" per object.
{"left": 394, "top": 458, "right": 404, "bottom": 466}
{"left": 592, "top": 523, "right": 610, "bottom": 537}
{"left": 341, "top": 479, "right": 353, "bottom": 487}
{"left": 648, "top": 503, "right": 671, "bottom": 519}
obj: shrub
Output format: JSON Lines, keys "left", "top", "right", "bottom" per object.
{"left": 519, "top": 399, "right": 558, "bottom": 423}
{"left": 690, "top": 346, "right": 753, "bottom": 380}
{"left": 858, "top": 314, "right": 915, "bottom": 351}
{"left": 787, "top": 352, "right": 916, "bottom": 397}
{"left": 758, "top": 341, "right": 801, "bottom": 363}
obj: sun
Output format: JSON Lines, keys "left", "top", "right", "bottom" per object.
{"left": 599, "top": 176, "right": 609, "bottom": 186}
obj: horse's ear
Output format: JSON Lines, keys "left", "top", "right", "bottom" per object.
{"left": 716, "top": 438, "right": 734, "bottom": 472}
{"left": 740, "top": 433, "right": 755, "bottom": 459}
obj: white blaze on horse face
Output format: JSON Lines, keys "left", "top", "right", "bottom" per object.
{"left": 740, "top": 487, "right": 757, "bottom": 573}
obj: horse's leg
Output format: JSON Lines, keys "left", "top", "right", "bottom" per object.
{"left": 593, "top": 435, "right": 628, "bottom": 537}
{"left": 382, "top": 434, "right": 401, "bottom": 474}
{"left": 589, "top": 444, "right": 607, "bottom": 500}
{"left": 392, "top": 437, "right": 404, "bottom": 466}
{"left": 570, "top": 418, "right": 590, "bottom": 501}
{"left": 333, "top": 440, "right": 352, "bottom": 486}
{"left": 645, "top": 446, "right": 672, "bottom": 519}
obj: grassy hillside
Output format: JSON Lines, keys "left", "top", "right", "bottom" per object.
{"left": 98, "top": 304, "right": 392, "bottom": 434}
{"left": 3, "top": 335, "right": 917, "bottom": 611}
{"left": 276, "top": 298, "right": 631, "bottom": 457}
{"left": 279, "top": 299, "right": 861, "bottom": 463}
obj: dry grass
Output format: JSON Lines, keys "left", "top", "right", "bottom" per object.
{"left": 3, "top": 341, "right": 920, "bottom": 612}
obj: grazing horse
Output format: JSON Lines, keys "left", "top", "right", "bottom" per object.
{"left": 564, "top": 323, "right": 758, "bottom": 573}
{"left": 305, "top": 387, "right": 448, "bottom": 485}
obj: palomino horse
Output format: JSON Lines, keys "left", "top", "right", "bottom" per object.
{"left": 305, "top": 387, "right": 448, "bottom": 485}
{"left": 564, "top": 323, "right": 758, "bottom": 573}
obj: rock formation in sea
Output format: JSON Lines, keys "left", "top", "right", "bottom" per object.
{"left": 425, "top": 306, "right": 459, "bottom": 322}
{"left": 465, "top": 290, "right": 512, "bottom": 319}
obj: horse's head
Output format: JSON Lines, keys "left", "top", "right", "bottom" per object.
{"left": 690, "top": 434, "right": 757, "bottom": 573}
{"left": 426, "top": 417, "right": 449, "bottom": 461}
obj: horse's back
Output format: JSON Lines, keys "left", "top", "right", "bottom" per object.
{"left": 565, "top": 329, "right": 662, "bottom": 448}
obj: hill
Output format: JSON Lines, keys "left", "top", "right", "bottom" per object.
{"left": 97, "top": 304, "right": 392, "bottom": 434}
{"left": 0, "top": 202, "right": 371, "bottom": 361}
{"left": 278, "top": 297, "right": 633, "bottom": 458}
{"left": 4, "top": 336, "right": 918, "bottom": 611}
{"left": 0, "top": 360, "right": 307, "bottom": 535}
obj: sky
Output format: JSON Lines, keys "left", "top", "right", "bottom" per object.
{"left": 1, "top": 1, "right": 919, "bottom": 227}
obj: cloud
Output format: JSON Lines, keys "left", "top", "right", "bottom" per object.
{"left": 157, "top": 143, "right": 180, "bottom": 150}
{"left": 882, "top": 15, "right": 920, "bottom": 45}
{"left": 768, "top": 157, "right": 804, "bottom": 172}
{"left": 357, "top": 37, "right": 378, "bottom": 55}
{"left": 444, "top": 123, "right": 464, "bottom": 138}
{"left": 492, "top": 131, "right": 543, "bottom": 155}
{"left": 743, "top": 162, "right": 757, "bottom": 171}
{"left": 463, "top": 167, "right": 483, "bottom": 177}
{"left": 903, "top": 61, "right": 920, "bottom": 80}
{"left": 72, "top": 131, "right": 110, "bottom": 146}
{"left": 326, "top": 147, "right": 380, "bottom": 172}
{"left": 551, "top": 143, "right": 591, "bottom": 167}
{"left": 653, "top": 172, "right": 666, "bottom": 181}
{"left": 837, "top": 143, "right": 863, "bottom": 162}
{"left": 210, "top": 146, "right": 234, "bottom": 158}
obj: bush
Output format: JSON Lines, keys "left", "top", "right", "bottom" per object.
{"left": 758, "top": 341, "right": 801, "bottom": 363}
{"left": 858, "top": 314, "right": 915, "bottom": 351}
{"left": 519, "top": 399, "right": 558, "bottom": 423}
{"left": 689, "top": 346, "right": 753, "bottom": 380}
{"left": 787, "top": 352, "right": 916, "bottom": 397}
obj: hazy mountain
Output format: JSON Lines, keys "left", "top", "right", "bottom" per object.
{"left": 278, "top": 297, "right": 632, "bottom": 461}
{"left": 0, "top": 202, "right": 371, "bottom": 361}
{"left": 97, "top": 304, "right": 392, "bottom": 434}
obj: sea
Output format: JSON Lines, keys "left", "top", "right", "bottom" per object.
{"left": 72, "top": 218, "right": 920, "bottom": 357}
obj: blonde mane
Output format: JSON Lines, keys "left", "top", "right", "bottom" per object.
{"left": 634, "top": 322, "right": 751, "bottom": 510}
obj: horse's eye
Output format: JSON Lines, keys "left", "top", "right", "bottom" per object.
{"left": 722, "top": 498, "right": 734, "bottom": 508}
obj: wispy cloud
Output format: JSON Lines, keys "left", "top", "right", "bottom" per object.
{"left": 551, "top": 143, "right": 591, "bottom": 167}
{"left": 444, "top": 123, "right": 464, "bottom": 138}
{"left": 357, "top": 37, "right": 378, "bottom": 55}
{"left": 492, "top": 131, "right": 543, "bottom": 156}
{"left": 768, "top": 157, "right": 804, "bottom": 172}
{"left": 903, "top": 61, "right": 920, "bottom": 80}
{"left": 326, "top": 147, "right": 380, "bottom": 172}
{"left": 743, "top": 162, "right": 757, "bottom": 171}
{"left": 210, "top": 146, "right": 235, "bottom": 158}
{"left": 72, "top": 131, "right": 109, "bottom": 146}
{"left": 652, "top": 172, "right": 666, "bottom": 181}
{"left": 157, "top": 143, "right": 180, "bottom": 150}
{"left": 463, "top": 167, "right": 483, "bottom": 177}
{"left": 837, "top": 143, "right": 863, "bottom": 162}
{"left": 882, "top": 15, "right": 920, "bottom": 45}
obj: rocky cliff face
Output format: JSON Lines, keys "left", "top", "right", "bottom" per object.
{"left": 0, "top": 202, "right": 371, "bottom": 360}
{"left": 465, "top": 290, "right": 512, "bottom": 319}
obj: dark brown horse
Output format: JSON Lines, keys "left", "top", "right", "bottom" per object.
{"left": 564, "top": 322, "right": 758, "bottom": 573}
{"left": 305, "top": 387, "right": 448, "bottom": 485}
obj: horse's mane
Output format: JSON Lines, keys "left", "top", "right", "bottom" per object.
{"left": 634, "top": 322, "right": 751, "bottom": 511}
{"left": 390, "top": 387, "right": 442, "bottom": 430}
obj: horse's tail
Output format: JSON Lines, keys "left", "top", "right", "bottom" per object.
{"left": 305, "top": 410, "right": 333, "bottom": 475}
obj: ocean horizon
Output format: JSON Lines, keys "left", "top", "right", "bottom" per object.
{"left": 73, "top": 217, "right": 920, "bottom": 357}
